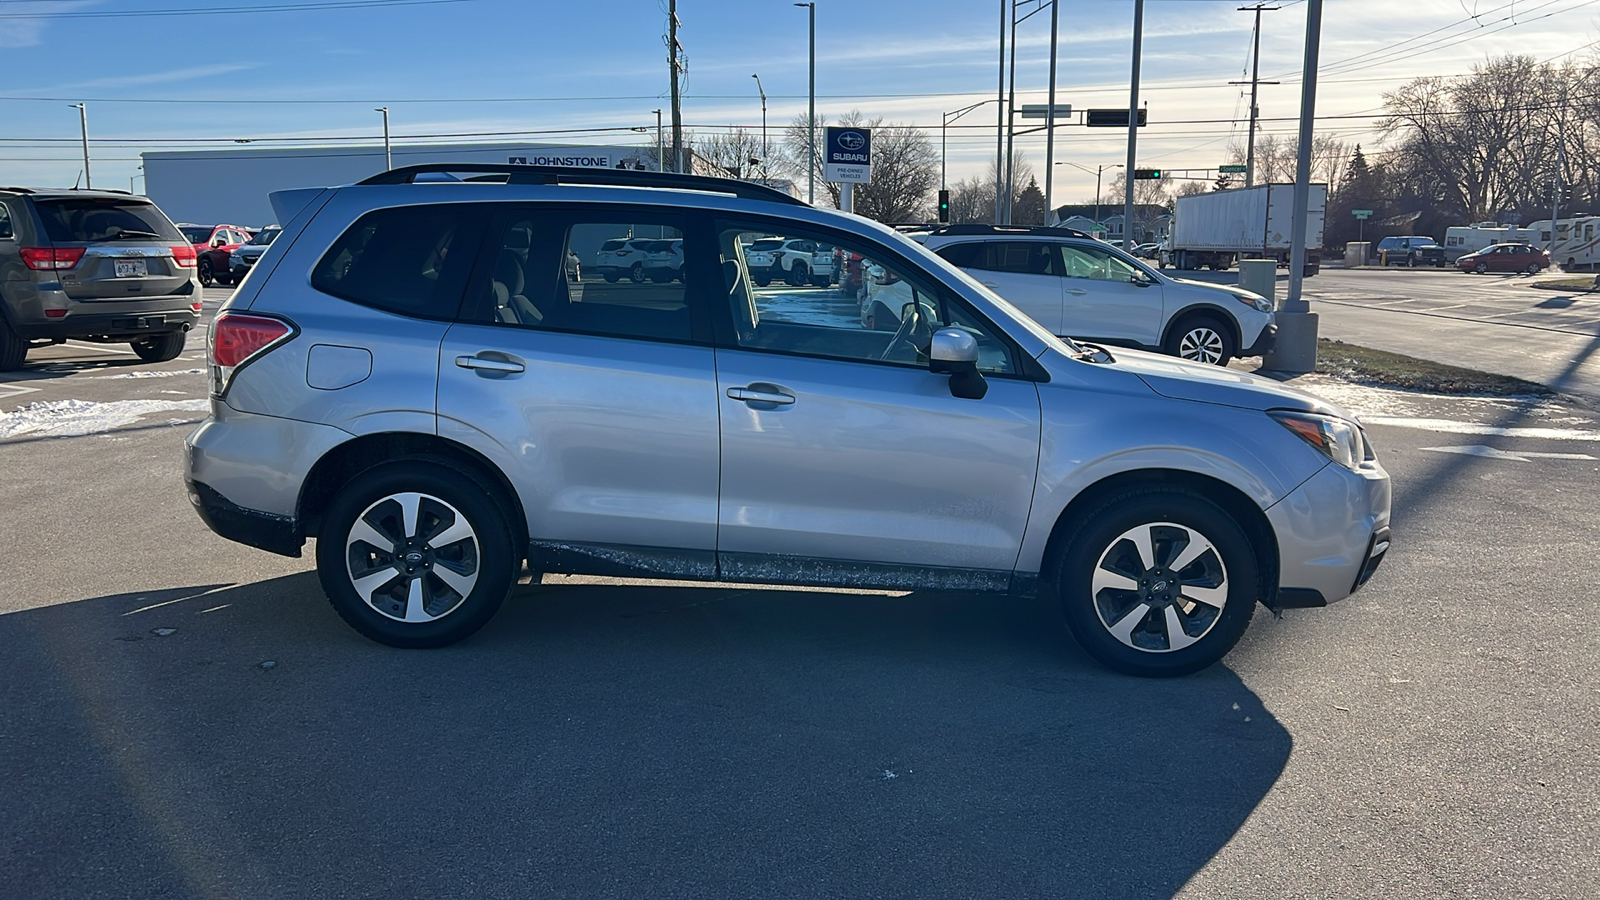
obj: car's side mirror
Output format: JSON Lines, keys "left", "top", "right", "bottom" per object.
{"left": 929, "top": 327, "right": 987, "bottom": 400}
{"left": 212, "top": 237, "right": 226, "bottom": 248}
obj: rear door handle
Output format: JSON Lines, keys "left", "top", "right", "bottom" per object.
{"left": 727, "top": 384, "right": 796, "bottom": 406}
{"left": 455, "top": 354, "right": 525, "bottom": 374}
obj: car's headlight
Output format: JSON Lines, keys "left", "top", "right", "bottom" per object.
{"left": 1232, "top": 291, "right": 1273, "bottom": 314}
{"left": 1269, "top": 410, "right": 1368, "bottom": 469}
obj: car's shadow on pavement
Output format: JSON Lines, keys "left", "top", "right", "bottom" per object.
{"left": 2, "top": 573, "right": 1291, "bottom": 899}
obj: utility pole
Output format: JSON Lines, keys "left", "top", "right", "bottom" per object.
{"left": 1123, "top": 0, "right": 1143, "bottom": 247}
{"left": 668, "top": 0, "right": 684, "bottom": 173}
{"left": 794, "top": 3, "right": 815, "bottom": 204}
{"left": 71, "top": 103, "right": 90, "bottom": 189}
{"left": 1003, "top": 0, "right": 1019, "bottom": 223}
{"left": 995, "top": 0, "right": 1006, "bottom": 224}
{"left": 1551, "top": 85, "right": 1566, "bottom": 259}
{"left": 752, "top": 74, "right": 768, "bottom": 178}
{"left": 1230, "top": 5, "right": 1280, "bottom": 188}
{"left": 1043, "top": 0, "right": 1059, "bottom": 218}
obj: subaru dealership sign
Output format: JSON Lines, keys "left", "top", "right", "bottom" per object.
{"left": 824, "top": 127, "right": 872, "bottom": 183}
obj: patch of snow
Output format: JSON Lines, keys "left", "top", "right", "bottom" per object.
{"left": 0, "top": 398, "right": 208, "bottom": 439}
{"left": 98, "top": 368, "right": 205, "bottom": 380}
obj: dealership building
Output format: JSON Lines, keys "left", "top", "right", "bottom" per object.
{"left": 141, "top": 142, "right": 672, "bottom": 227}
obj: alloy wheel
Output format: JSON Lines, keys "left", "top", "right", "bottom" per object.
{"left": 1177, "top": 327, "right": 1226, "bottom": 365}
{"left": 344, "top": 491, "right": 480, "bottom": 623}
{"left": 1090, "top": 521, "right": 1228, "bottom": 653}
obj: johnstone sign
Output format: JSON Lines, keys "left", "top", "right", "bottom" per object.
{"left": 824, "top": 127, "right": 872, "bottom": 183}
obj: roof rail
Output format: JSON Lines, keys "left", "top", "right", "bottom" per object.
{"left": 924, "top": 223, "right": 1094, "bottom": 239}
{"left": 357, "top": 163, "right": 808, "bottom": 206}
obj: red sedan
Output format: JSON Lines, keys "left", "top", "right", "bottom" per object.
{"left": 1456, "top": 242, "right": 1550, "bottom": 275}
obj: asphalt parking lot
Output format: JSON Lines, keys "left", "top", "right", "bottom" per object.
{"left": 2, "top": 281, "right": 1598, "bottom": 898}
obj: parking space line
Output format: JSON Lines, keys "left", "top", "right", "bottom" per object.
{"left": 63, "top": 341, "right": 135, "bottom": 355}
{"left": 0, "top": 382, "right": 41, "bottom": 400}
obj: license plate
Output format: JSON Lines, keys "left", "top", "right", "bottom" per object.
{"left": 114, "top": 259, "right": 147, "bottom": 278}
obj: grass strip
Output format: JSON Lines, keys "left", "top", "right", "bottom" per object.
{"left": 1313, "top": 339, "right": 1553, "bottom": 396}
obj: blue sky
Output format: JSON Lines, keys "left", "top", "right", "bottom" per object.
{"left": 2, "top": 0, "right": 1596, "bottom": 201}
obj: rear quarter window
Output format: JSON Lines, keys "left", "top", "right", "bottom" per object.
{"left": 0, "top": 202, "right": 12, "bottom": 239}
{"left": 311, "top": 205, "right": 476, "bottom": 319}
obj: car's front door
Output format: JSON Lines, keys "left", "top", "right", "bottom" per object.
{"left": 438, "top": 205, "right": 722, "bottom": 578}
{"left": 1056, "top": 241, "right": 1165, "bottom": 346}
{"left": 710, "top": 220, "right": 1042, "bottom": 589}
{"left": 935, "top": 240, "right": 1064, "bottom": 335}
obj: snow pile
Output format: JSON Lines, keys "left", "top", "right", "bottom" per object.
{"left": 0, "top": 398, "right": 208, "bottom": 440}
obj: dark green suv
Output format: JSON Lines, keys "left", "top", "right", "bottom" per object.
{"left": 0, "top": 187, "right": 202, "bottom": 371}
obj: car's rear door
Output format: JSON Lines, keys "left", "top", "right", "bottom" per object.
{"left": 29, "top": 196, "right": 191, "bottom": 301}
{"left": 934, "top": 240, "right": 1063, "bottom": 334}
{"left": 437, "top": 204, "right": 723, "bottom": 578}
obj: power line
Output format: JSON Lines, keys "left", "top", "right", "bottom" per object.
{"left": 0, "top": 0, "right": 476, "bottom": 18}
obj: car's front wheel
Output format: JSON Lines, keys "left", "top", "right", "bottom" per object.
{"left": 131, "top": 332, "right": 185, "bottom": 362}
{"left": 629, "top": 263, "right": 645, "bottom": 283}
{"left": 1053, "top": 488, "right": 1258, "bottom": 677}
{"left": 1166, "top": 315, "right": 1235, "bottom": 366}
{"left": 1475, "top": 261, "right": 1489, "bottom": 274}
{"left": 316, "top": 462, "right": 516, "bottom": 648}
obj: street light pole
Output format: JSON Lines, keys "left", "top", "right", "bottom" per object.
{"left": 751, "top": 74, "right": 768, "bottom": 178}
{"left": 1123, "top": 0, "right": 1144, "bottom": 248}
{"left": 1043, "top": 0, "right": 1059, "bottom": 217}
{"left": 653, "top": 109, "right": 664, "bottom": 172}
{"left": 793, "top": 2, "right": 816, "bottom": 204}
{"left": 71, "top": 103, "right": 90, "bottom": 189}
{"left": 995, "top": 0, "right": 1006, "bottom": 224}
{"left": 1057, "top": 161, "right": 1120, "bottom": 232}
{"left": 375, "top": 106, "right": 391, "bottom": 170}
{"left": 1264, "top": 0, "right": 1323, "bottom": 374}
{"left": 942, "top": 99, "right": 997, "bottom": 193}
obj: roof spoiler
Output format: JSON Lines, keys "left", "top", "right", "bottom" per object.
{"left": 269, "top": 187, "right": 328, "bottom": 227}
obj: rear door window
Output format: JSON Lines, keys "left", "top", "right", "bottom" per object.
{"left": 0, "top": 202, "right": 12, "bottom": 239}
{"left": 311, "top": 204, "right": 480, "bottom": 319}
{"left": 33, "top": 198, "right": 182, "bottom": 243}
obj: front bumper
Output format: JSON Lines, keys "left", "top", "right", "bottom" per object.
{"left": 1241, "top": 322, "right": 1277, "bottom": 357}
{"left": 1264, "top": 459, "right": 1392, "bottom": 610}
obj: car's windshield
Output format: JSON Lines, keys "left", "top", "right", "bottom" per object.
{"left": 248, "top": 227, "right": 281, "bottom": 246}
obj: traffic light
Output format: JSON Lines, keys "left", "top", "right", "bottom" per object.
{"left": 938, "top": 189, "right": 950, "bottom": 223}
{"left": 1133, "top": 168, "right": 1163, "bottom": 180}
{"left": 1086, "top": 108, "right": 1148, "bottom": 128}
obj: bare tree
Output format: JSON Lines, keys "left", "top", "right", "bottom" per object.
{"left": 777, "top": 111, "right": 940, "bottom": 222}
{"left": 690, "top": 128, "right": 766, "bottom": 180}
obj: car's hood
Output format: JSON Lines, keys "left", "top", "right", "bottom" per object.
{"left": 235, "top": 244, "right": 269, "bottom": 258}
{"left": 1166, "top": 277, "right": 1268, "bottom": 304}
{"left": 1103, "top": 347, "right": 1349, "bottom": 416}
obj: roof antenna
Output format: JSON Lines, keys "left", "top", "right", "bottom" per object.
{"left": 72, "top": 170, "right": 83, "bottom": 190}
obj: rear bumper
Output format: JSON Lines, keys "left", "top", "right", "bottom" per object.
{"left": 187, "top": 479, "right": 303, "bottom": 557}
{"left": 9, "top": 306, "right": 200, "bottom": 340}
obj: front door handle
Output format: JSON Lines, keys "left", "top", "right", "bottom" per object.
{"left": 455, "top": 354, "right": 525, "bottom": 374}
{"left": 1064, "top": 288, "right": 1088, "bottom": 296}
{"left": 727, "top": 383, "right": 796, "bottom": 406}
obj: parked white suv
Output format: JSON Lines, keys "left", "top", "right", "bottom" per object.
{"left": 916, "top": 225, "right": 1276, "bottom": 366}
{"left": 592, "top": 236, "right": 655, "bottom": 283}
{"left": 746, "top": 237, "right": 835, "bottom": 287}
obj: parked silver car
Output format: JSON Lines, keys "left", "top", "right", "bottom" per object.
{"left": 917, "top": 225, "right": 1277, "bottom": 366}
{"left": 185, "top": 164, "right": 1391, "bottom": 676}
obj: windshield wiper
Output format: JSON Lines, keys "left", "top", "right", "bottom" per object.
{"left": 104, "top": 230, "right": 163, "bottom": 240}
{"left": 1074, "top": 342, "right": 1115, "bottom": 363}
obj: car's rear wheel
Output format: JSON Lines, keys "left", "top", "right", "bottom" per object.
{"left": 197, "top": 257, "right": 216, "bottom": 287}
{"left": 1525, "top": 263, "right": 1541, "bottom": 275}
{"left": 1166, "top": 315, "right": 1234, "bottom": 366}
{"left": 629, "top": 263, "right": 645, "bottom": 283}
{"left": 0, "top": 316, "right": 27, "bottom": 371}
{"left": 1052, "top": 488, "right": 1258, "bottom": 677}
{"left": 602, "top": 271, "right": 620, "bottom": 283}
{"left": 789, "top": 262, "right": 809, "bottom": 286}
{"left": 316, "top": 462, "right": 516, "bottom": 648}
{"left": 130, "top": 332, "right": 185, "bottom": 363}
{"left": 754, "top": 275, "right": 772, "bottom": 287}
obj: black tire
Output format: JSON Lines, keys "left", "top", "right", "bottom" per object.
{"left": 131, "top": 331, "right": 186, "bottom": 363}
{"left": 754, "top": 275, "right": 772, "bottom": 287}
{"left": 316, "top": 461, "right": 517, "bottom": 648}
{"left": 629, "top": 263, "right": 645, "bottom": 284}
{"left": 1051, "top": 488, "right": 1258, "bottom": 677}
{"left": 788, "top": 262, "right": 809, "bottom": 286}
{"left": 1164, "top": 314, "right": 1235, "bottom": 366}
{"left": 198, "top": 257, "right": 216, "bottom": 287}
{"left": 602, "top": 271, "right": 620, "bottom": 283}
{"left": 1526, "top": 263, "right": 1541, "bottom": 275}
{"left": 0, "top": 316, "right": 26, "bottom": 371}
{"left": 1475, "top": 261, "right": 1488, "bottom": 274}
{"left": 1406, "top": 254, "right": 1416, "bottom": 267}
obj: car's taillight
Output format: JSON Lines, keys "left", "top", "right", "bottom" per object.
{"left": 209, "top": 312, "right": 294, "bottom": 396}
{"left": 19, "top": 247, "right": 85, "bottom": 270}
{"left": 170, "top": 245, "right": 198, "bottom": 267}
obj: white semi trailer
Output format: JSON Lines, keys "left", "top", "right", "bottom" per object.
{"left": 1160, "top": 183, "right": 1326, "bottom": 277}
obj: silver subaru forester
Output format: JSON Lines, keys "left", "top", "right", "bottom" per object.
{"left": 185, "top": 164, "right": 1391, "bottom": 677}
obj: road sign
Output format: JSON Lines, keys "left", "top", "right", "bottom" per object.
{"left": 1086, "top": 108, "right": 1147, "bottom": 128}
{"left": 1219, "top": 164, "right": 1247, "bottom": 174}
{"left": 1353, "top": 209, "right": 1373, "bottom": 220}
{"left": 824, "top": 126, "right": 872, "bottom": 183}
{"left": 1019, "top": 104, "right": 1073, "bottom": 119}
